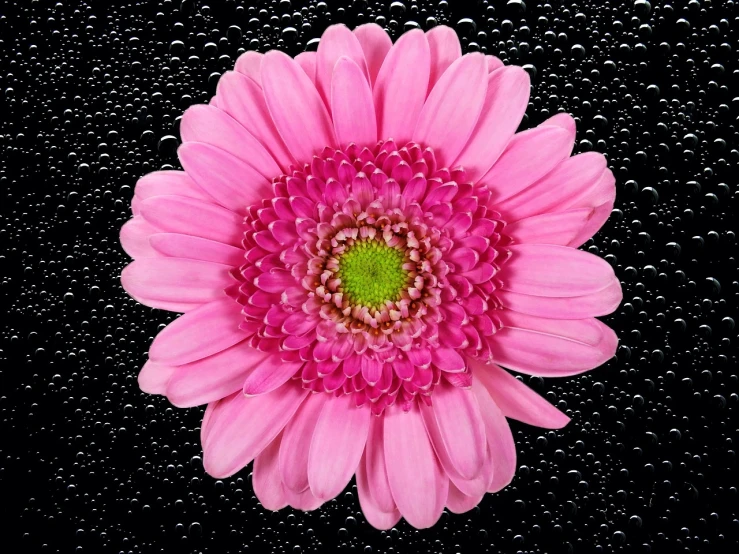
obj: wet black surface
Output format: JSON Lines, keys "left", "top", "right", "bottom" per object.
{"left": 2, "top": 0, "right": 737, "bottom": 552}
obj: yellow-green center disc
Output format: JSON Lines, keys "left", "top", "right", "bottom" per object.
{"left": 336, "top": 240, "right": 408, "bottom": 308}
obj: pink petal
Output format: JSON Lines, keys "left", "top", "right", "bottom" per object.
{"left": 261, "top": 50, "right": 337, "bottom": 162}
{"left": 134, "top": 170, "right": 210, "bottom": 202}
{"left": 497, "top": 277, "right": 622, "bottom": 319}
{"left": 252, "top": 433, "right": 288, "bottom": 510}
{"left": 439, "top": 325, "right": 469, "bottom": 350}
{"left": 148, "top": 297, "right": 248, "bottom": 366}
{"left": 446, "top": 482, "right": 483, "bottom": 514}
{"left": 353, "top": 23, "right": 392, "bottom": 86}
{"left": 501, "top": 310, "right": 604, "bottom": 345}
{"left": 486, "top": 55, "right": 504, "bottom": 72}
{"left": 363, "top": 416, "right": 396, "bottom": 513}
{"left": 462, "top": 262, "right": 495, "bottom": 285}
{"left": 200, "top": 401, "right": 218, "bottom": 446}
{"left": 234, "top": 50, "right": 263, "bottom": 83}
{"left": 316, "top": 24, "right": 368, "bottom": 107}
{"left": 202, "top": 384, "right": 308, "bottom": 478}
{"left": 490, "top": 315, "right": 618, "bottom": 377}
{"left": 544, "top": 111, "right": 577, "bottom": 138}
{"left": 330, "top": 335, "right": 354, "bottom": 362}
{"left": 412, "top": 366, "right": 434, "bottom": 389}
{"left": 563, "top": 166, "right": 617, "bottom": 213}
{"left": 255, "top": 270, "right": 298, "bottom": 293}
{"left": 295, "top": 51, "right": 317, "bottom": 83}
{"left": 120, "top": 217, "right": 159, "bottom": 259}
{"left": 130, "top": 195, "right": 142, "bottom": 216}
{"left": 308, "top": 395, "right": 371, "bottom": 500}
{"left": 284, "top": 487, "right": 324, "bottom": 511}
{"left": 504, "top": 207, "right": 596, "bottom": 246}
{"left": 149, "top": 233, "right": 245, "bottom": 266}
{"left": 496, "top": 152, "right": 607, "bottom": 221}
{"left": 406, "top": 348, "right": 431, "bottom": 368}
{"left": 352, "top": 173, "right": 374, "bottom": 209}
{"left": 426, "top": 384, "right": 486, "bottom": 480}
{"left": 384, "top": 403, "right": 448, "bottom": 529}
{"left": 121, "top": 258, "right": 231, "bottom": 309}
{"left": 279, "top": 393, "right": 328, "bottom": 493}
{"left": 479, "top": 123, "right": 573, "bottom": 203}
{"left": 472, "top": 360, "right": 570, "bottom": 429}
{"left": 425, "top": 25, "right": 462, "bottom": 93}
{"left": 419, "top": 396, "right": 492, "bottom": 498}
{"left": 500, "top": 243, "right": 617, "bottom": 297}
{"left": 331, "top": 56, "right": 377, "bottom": 147}
{"left": 178, "top": 142, "right": 271, "bottom": 212}
{"left": 453, "top": 66, "right": 530, "bottom": 181}
{"left": 401, "top": 174, "right": 427, "bottom": 203}
{"left": 356, "top": 451, "right": 402, "bottom": 530}
{"left": 447, "top": 247, "right": 479, "bottom": 271}
{"left": 180, "top": 105, "right": 280, "bottom": 180}
{"left": 253, "top": 230, "right": 280, "bottom": 252}
{"left": 430, "top": 347, "right": 465, "bottom": 372}
{"left": 127, "top": 297, "right": 199, "bottom": 314}
{"left": 137, "top": 360, "right": 176, "bottom": 395}
{"left": 243, "top": 359, "right": 303, "bottom": 396}
{"left": 166, "top": 342, "right": 270, "bottom": 408}
{"left": 413, "top": 53, "right": 487, "bottom": 168}
{"left": 282, "top": 313, "right": 318, "bottom": 335}
{"left": 374, "top": 29, "right": 430, "bottom": 145}
{"left": 215, "top": 71, "right": 295, "bottom": 171}
{"left": 472, "top": 379, "right": 517, "bottom": 492}
{"left": 569, "top": 201, "right": 614, "bottom": 248}
{"left": 342, "top": 355, "right": 362, "bottom": 378}
{"left": 139, "top": 195, "right": 244, "bottom": 246}
{"left": 361, "top": 357, "right": 383, "bottom": 385}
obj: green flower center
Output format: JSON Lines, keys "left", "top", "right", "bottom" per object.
{"left": 337, "top": 239, "right": 409, "bottom": 308}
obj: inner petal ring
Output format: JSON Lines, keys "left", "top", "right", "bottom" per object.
{"left": 230, "top": 138, "right": 511, "bottom": 412}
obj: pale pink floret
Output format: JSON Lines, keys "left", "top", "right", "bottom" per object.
{"left": 122, "top": 23, "right": 621, "bottom": 529}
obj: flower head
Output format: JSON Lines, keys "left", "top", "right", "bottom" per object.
{"left": 121, "top": 23, "right": 621, "bottom": 529}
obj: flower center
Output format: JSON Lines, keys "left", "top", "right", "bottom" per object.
{"left": 232, "top": 138, "right": 512, "bottom": 413}
{"left": 336, "top": 239, "right": 409, "bottom": 308}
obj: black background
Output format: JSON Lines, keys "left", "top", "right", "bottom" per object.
{"left": 2, "top": 0, "right": 738, "bottom": 552}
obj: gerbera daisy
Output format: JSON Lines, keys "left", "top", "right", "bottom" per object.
{"left": 121, "top": 23, "right": 621, "bottom": 529}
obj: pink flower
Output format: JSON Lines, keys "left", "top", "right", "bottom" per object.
{"left": 120, "top": 24, "right": 621, "bottom": 529}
